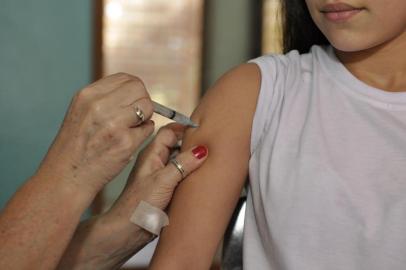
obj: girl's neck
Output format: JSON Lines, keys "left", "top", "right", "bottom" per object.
{"left": 334, "top": 31, "right": 406, "bottom": 92}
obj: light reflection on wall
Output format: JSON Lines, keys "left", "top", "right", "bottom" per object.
{"left": 102, "top": 0, "right": 203, "bottom": 127}
{"left": 100, "top": 1, "right": 204, "bottom": 267}
{"left": 262, "top": 0, "right": 283, "bottom": 54}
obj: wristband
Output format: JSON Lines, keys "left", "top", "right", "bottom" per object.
{"left": 130, "top": 201, "right": 169, "bottom": 235}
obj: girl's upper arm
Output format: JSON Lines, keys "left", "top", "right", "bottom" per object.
{"left": 149, "top": 63, "right": 261, "bottom": 269}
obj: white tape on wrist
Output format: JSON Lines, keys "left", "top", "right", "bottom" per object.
{"left": 130, "top": 201, "right": 169, "bottom": 235}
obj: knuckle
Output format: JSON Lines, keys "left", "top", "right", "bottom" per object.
{"left": 115, "top": 73, "right": 144, "bottom": 85}
{"left": 75, "top": 88, "right": 92, "bottom": 103}
{"left": 105, "top": 120, "right": 119, "bottom": 131}
{"left": 115, "top": 72, "right": 132, "bottom": 80}
{"left": 151, "top": 155, "right": 166, "bottom": 170}
{"left": 159, "top": 126, "right": 180, "bottom": 145}
{"left": 89, "top": 100, "right": 103, "bottom": 115}
{"left": 128, "top": 74, "right": 143, "bottom": 84}
{"left": 127, "top": 77, "right": 148, "bottom": 95}
{"left": 157, "top": 127, "right": 177, "bottom": 142}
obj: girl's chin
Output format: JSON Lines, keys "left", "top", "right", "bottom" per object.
{"left": 327, "top": 36, "right": 379, "bottom": 53}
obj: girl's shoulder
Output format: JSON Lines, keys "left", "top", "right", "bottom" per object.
{"left": 246, "top": 45, "right": 330, "bottom": 152}
{"left": 248, "top": 45, "right": 328, "bottom": 82}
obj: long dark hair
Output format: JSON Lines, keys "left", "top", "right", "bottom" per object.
{"left": 281, "top": 0, "right": 329, "bottom": 54}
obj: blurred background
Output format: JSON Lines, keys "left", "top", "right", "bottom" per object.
{"left": 0, "top": 0, "right": 282, "bottom": 268}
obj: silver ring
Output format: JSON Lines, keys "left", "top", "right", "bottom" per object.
{"left": 170, "top": 158, "right": 186, "bottom": 179}
{"left": 134, "top": 106, "right": 145, "bottom": 123}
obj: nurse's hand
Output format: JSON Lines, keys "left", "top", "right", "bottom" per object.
{"left": 58, "top": 123, "right": 208, "bottom": 270}
{"left": 36, "top": 73, "right": 155, "bottom": 197}
{"left": 112, "top": 123, "right": 208, "bottom": 212}
{"left": 0, "top": 73, "right": 160, "bottom": 270}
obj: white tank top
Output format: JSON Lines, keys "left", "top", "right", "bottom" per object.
{"left": 244, "top": 45, "right": 406, "bottom": 269}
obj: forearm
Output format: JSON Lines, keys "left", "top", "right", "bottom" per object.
{"left": 58, "top": 213, "right": 154, "bottom": 270}
{"left": 0, "top": 174, "right": 94, "bottom": 270}
{"left": 149, "top": 159, "right": 247, "bottom": 269}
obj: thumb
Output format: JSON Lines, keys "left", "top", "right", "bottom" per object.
{"left": 157, "top": 145, "right": 208, "bottom": 186}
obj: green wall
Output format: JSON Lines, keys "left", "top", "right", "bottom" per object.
{"left": 0, "top": 1, "right": 93, "bottom": 209}
{"left": 202, "top": 0, "right": 260, "bottom": 91}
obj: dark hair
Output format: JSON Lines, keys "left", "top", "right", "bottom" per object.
{"left": 281, "top": 0, "right": 329, "bottom": 54}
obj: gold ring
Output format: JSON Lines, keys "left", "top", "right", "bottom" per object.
{"left": 170, "top": 158, "right": 186, "bottom": 179}
{"left": 134, "top": 106, "right": 145, "bottom": 123}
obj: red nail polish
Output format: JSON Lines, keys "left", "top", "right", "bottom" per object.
{"left": 192, "top": 145, "right": 208, "bottom": 159}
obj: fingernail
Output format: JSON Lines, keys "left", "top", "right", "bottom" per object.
{"left": 192, "top": 145, "right": 208, "bottom": 159}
